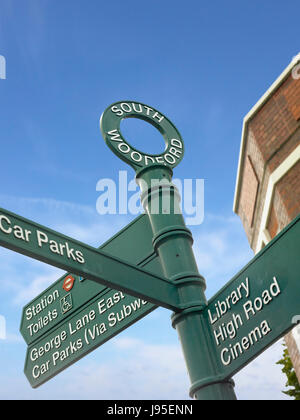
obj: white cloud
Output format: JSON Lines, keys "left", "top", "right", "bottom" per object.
{"left": 51, "top": 338, "right": 190, "bottom": 400}
{"left": 53, "top": 221, "right": 126, "bottom": 248}
{"left": 0, "top": 335, "right": 290, "bottom": 401}
{"left": 192, "top": 213, "right": 253, "bottom": 297}
{"left": 2, "top": 334, "right": 288, "bottom": 401}
{"left": 0, "top": 336, "right": 190, "bottom": 400}
{"left": 234, "top": 339, "right": 290, "bottom": 400}
{"left": 3, "top": 333, "right": 23, "bottom": 344}
{"left": 0, "top": 195, "right": 95, "bottom": 220}
{"left": 12, "top": 270, "right": 62, "bottom": 306}
{"left": 113, "top": 337, "right": 141, "bottom": 350}
{"left": 0, "top": 194, "right": 131, "bottom": 247}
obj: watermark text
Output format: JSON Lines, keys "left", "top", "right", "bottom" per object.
{"left": 292, "top": 63, "right": 300, "bottom": 80}
{"left": 0, "top": 55, "right": 6, "bottom": 80}
{"left": 96, "top": 171, "right": 204, "bottom": 226}
{"left": 0, "top": 315, "right": 6, "bottom": 340}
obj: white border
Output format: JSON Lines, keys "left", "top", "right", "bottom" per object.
{"left": 255, "top": 145, "right": 300, "bottom": 253}
{"left": 292, "top": 325, "right": 300, "bottom": 353}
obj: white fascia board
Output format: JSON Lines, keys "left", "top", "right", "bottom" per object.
{"left": 255, "top": 144, "right": 300, "bottom": 254}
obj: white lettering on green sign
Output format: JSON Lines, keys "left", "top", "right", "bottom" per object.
{"left": 100, "top": 101, "right": 185, "bottom": 170}
{"left": 208, "top": 276, "right": 282, "bottom": 367}
{"left": 27, "top": 291, "right": 149, "bottom": 383}
{"left": 107, "top": 128, "right": 183, "bottom": 167}
{"left": 111, "top": 102, "right": 165, "bottom": 123}
{"left": 0, "top": 213, "right": 85, "bottom": 265}
{"left": 25, "top": 289, "right": 60, "bottom": 338}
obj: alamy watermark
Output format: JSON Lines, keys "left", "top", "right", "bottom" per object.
{"left": 292, "top": 315, "right": 300, "bottom": 325}
{"left": 0, "top": 315, "right": 6, "bottom": 340}
{"left": 292, "top": 317, "right": 300, "bottom": 353}
{"left": 292, "top": 63, "right": 300, "bottom": 80}
{"left": 0, "top": 55, "right": 6, "bottom": 80}
{"left": 96, "top": 171, "right": 204, "bottom": 226}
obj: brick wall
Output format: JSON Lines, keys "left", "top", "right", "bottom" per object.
{"left": 237, "top": 130, "right": 266, "bottom": 244}
{"left": 237, "top": 73, "right": 300, "bottom": 250}
{"left": 248, "top": 74, "right": 300, "bottom": 164}
{"left": 267, "top": 206, "right": 278, "bottom": 238}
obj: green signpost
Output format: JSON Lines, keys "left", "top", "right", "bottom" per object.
{"left": 0, "top": 100, "right": 299, "bottom": 400}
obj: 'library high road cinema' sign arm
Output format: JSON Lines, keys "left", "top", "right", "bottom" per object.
{"left": 100, "top": 101, "right": 184, "bottom": 171}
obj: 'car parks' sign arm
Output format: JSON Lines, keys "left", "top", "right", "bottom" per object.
{"left": 0, "top": 208, "right": 180, "bottom": 311}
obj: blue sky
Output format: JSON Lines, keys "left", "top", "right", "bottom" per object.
{"left": 0, "top": 0, "right": 299, "bottom": 400}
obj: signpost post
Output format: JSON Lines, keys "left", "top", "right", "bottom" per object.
{"left": 100, "top": 101, "right": 300, "bottom": 399}
{"left": 0, "top": 100, "right": 299, "bottom": 399}
{"left": 100, "top": 101, "right": 238, "bottom": 400}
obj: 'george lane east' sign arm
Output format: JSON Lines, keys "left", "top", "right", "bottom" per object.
{"left": 0, "top": 208, "right": 180, "bottom": 311}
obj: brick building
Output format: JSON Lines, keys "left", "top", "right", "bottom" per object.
{"left": 233, "top": 53, "right": 300, "bottom": 382}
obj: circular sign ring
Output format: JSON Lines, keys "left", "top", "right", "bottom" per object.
{"left": 100, "top": 101, "right": 184, "bottom": 171}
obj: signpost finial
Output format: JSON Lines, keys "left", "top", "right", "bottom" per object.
{"left": 100, "top": 101, "right": 184, "bottom": 172}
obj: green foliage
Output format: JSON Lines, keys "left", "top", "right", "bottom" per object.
{"left": 276, "top": 343, "right": 300, "bottom": 400}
